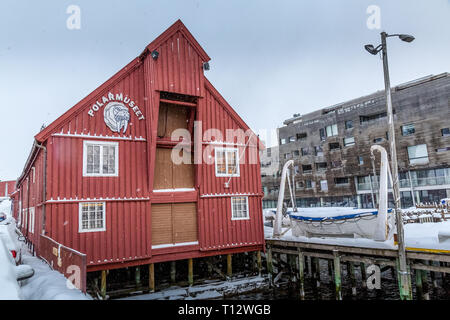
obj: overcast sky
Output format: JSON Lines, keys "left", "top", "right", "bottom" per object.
{"left": 0, "top": 0, "right": 449, "bottom": 180}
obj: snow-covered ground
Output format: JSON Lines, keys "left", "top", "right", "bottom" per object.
{"left": 264, "top": 207, "right": 450, "bottom": 252}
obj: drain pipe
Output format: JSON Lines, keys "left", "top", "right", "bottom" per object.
{"left": 35, "top": 142, "right": 47, "bottom": 236}
{"left": 370, "top": 145, "right": 389, "bottom": 241}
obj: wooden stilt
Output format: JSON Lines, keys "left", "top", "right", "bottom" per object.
{"left": 288, "top": 254, "right": 296, "bottom": 282}
{"left": 267, "top": 246, "right": 273, "bottom": 286}
{"left": 257, "top": 251, "right": 262, "bottom": 277}
{"left": 314, "top": 257, "right": 320, "bottom": 288}
{"left": 348, "top": 262, "right": 356, "bottom": 296}
{"left": 429, "top": 261, "right": 438, "bottom": 288}
{"left": 421, "top": 269, "right": 430, "bottom": 300}
{"left": 100, "top": 270, "right": 107, "bottom": 299}
{"left": 360, "top": 263, "right": 367, "bottom": 289}
{"left": 415, "top": 268, "right": 423, "bottom": 300}
{"left": 297, "top": 248, "right": 305, "bottom": 300}
{"left": 333, "top": 250, "right": 342, "bottom": 300}
{"left": 135, "top": 266, "right": 141, "bottom": 287}
{"left": 149, "top": 263, "right": 155, "bottom": 292}
{"left": 227, "top": 254, "right": 232, "bottom": 279}
{"left": 170, "top": 261, "right": 176, "bottom": 283}
{"left": 328, "top": 260, "right": 333, "bottom": 277}
{"left": 188, "top": 258, "right": 194, "bottom": 286}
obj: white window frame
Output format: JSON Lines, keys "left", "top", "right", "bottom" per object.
{"left": 326, "top": 124, "right": 338, "bottom": 137}
{"left": 408, "top": 144, "right": 429, "bottom": 165}
{"left": 78, "top": 202, "right": 106, "bottom": 233}
{"left": 320, "top": 180, "right": 328, "bottom": 191}
{"left": 231, "top": 196, "right": 250, "bottom": 220}
{"left": 214, "top": 147, "right": 240, "bottom": 177}
{"left": 83, "top": 140, "right": 119, "bottom": 177}
{"left": 28, "top": 207, "right": 35, "bottom": 234}
{"left": 344, "top": 136, "right": 355, "bottom": 147}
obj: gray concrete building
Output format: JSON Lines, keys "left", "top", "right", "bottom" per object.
{"left": 264, "top": 73, "right": 450, "bottom": 209}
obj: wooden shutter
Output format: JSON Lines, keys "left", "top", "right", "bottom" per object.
{"left": 151, "top": 204, "right": 173, "bottom": 245}
{"left": 173, "top": 203, "right": 197, "bottom": 243}
{"left": 154, "top": 148, "right": 194, "bottom": 190}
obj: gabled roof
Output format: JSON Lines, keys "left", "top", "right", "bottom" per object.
{"left": 35, "top": 19, "right": 210, "bottom": 143}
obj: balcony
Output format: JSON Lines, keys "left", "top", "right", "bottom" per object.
{"left": 357, "top": 176, "right": 450, "bottom": 191}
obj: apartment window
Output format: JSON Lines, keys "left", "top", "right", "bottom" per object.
{"left": 331, "top": 160, "right": 342, "bottom": 168}
{"left": 280, "top": 138, "right": 287, "bottom": 145}
{"left": 294, "top": 165, "right": 300, "bottom": 174}
{"left": 296, "top": 133, "right": 307, "bottom": 140}
{"left": 334, "top": 177, "right": 349, "bottom": 185}
{"left": 284, "top": 153, "right": 291, "bottom": 160}
{"left": 83, "top": 141, "right": 118, "bottom": 177}
{"left": 302, "top": 164, "right": 312, "bottom": 173}
{"left": 266, "top": 148, "right": 271, "bottom": 157}
{"left": 326, "top": 124, "right": 338, "bottom": 137}
{"left": 231, "top": 197, "right": 249, "bottom": 220}
{"left": 305, "top": 180, "right": 312, "bottom": 188}
{"left": 408, "top": 144, "right": 429, "bottom": 165}
{"left": 289, "top": 136, "right": 296, "bottom": 143}
{"left": 314, "top": 146, "right": 324, "bottom": 157}
{"left": 343, "top": 137, "right": 355, "bottom": 147}
{"left": 296, "top": 181, "right": 304, "bottom": 189}
{"left": 373, "top": 137, "right": 384, "bottom": 143}
{"left": 319, "top": 128, "right": 326, "bottom": 141}
{"left": 329, "top": 142, "right": 340, "bottom": 151}
{"left": 402, "top": 124, "right": 415, "bottom": 136}
{"left": 28, "top": 207, "right": 35, "bottom": 234}
{"left": 442, "top": 128, "right": 450, "bottom": 137}
{"left": 358, "top": 156, "right": 364, "bottom": 165}
{"left": 345, "top": 120, "right": 353, "bottom": 129}
{"left": 293, "top": 150, "right": 300, "bottom": 157}
{"left": 320, "top": 180, "right": 328, "bottom": 191}
{"left": 315, "top": 162, "right": 327, "bottom": 171}
{"left": 436, "top": 147, "right": 450, "bottom": 153}
{"left": 301, "top": 148, "right": 309, "bottom": 156}
{"left": 360, "top": 112, "right": 387, "bottom": 124}
{"left": 215, "top": 148, "right": 239, "bottom": 176}
{"left": 79, "top": 202, "right": 106, "bottom": 232}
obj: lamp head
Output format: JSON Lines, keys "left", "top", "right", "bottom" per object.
{"left": 398, "top": 34, "right": 415, "bottom": 43}
{"left": 151, "top": 50, "right": 159, "bottom": 60}
{"left": 364, "top": 44, "right": 380, "bottom": 55}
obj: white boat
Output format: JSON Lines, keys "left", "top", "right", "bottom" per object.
{"left": 273, "top": 145, "right": 395, "bottom": 241}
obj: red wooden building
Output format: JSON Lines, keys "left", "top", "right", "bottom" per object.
{"left": 12, "top": 20, "right": 265, "bottom": 282}
{"left": 0, "top": 180, "right": 15, "bottom": 199}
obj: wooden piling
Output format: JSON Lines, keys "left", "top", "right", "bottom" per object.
{"left": 267, "top": 246, "right": 273, "bottom": 285}
{"left": 348, "top": 262, "right": 356, "bottom": 296}
{"left": 170, "top": 261, "right": 176, "bottom": 283}
{"left": 149, "top": 263, "right": 155, "bottom": 292}
{"left": 328, "top": 260, "right": 333, "bottom": 277}
{"left": 227, "top": 254, "right": 232, "bottom": 279}
{"left": 188, "top": 258, "right": 194, "bottom": 286}
{"left": 360, "top": 263, "right": 367, "bottom": 289}
{"left": 421, "top": 269, "right": 430, "bottom": 300}
{"left": 257, "top": 251, "right": 262, "bottom": 276}
{"left": 314, "top": 257, "right": 320, "bottom": 288}
{"left": 100, "top": 270, "right": 107, "bottom": 299}
{"left": 333, "top": 250, "right": 342, "bottom": 300}
{"left": 135, "top": 266, "right": 141, "bottom": 287}
{"left": 415, "top": 268, "right": 423, "bottom": 300}
{"left": 297, "top": 249, "right": 305, "bottom": 300}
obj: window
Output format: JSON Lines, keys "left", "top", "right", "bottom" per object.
{"left": 302, "top": 164, "right": 312, "bottom": 173}
{"left": 231, "top": 197, "right": 249, "bottom": 220}
{"left": 334, "top": 177, "right": 349, "bottom": 185}
{"left": 28, "top": 207, "right": 35, "bottom": 234}
{"left": 280, "top": 138, "right": 287, "bottom": 145}
{"left": 345, "top": 120, "right": 353, "bottom": 129}
{"left": 215, "top": 148, "right": 239, "bottom": 177}
{"left": 301, "top": 148, "right": 309, "bottom": 156}
{"left": 289, "top": 136, "right": 296, "bottom": 143}
{"left": 266, "top": 148, "right": 271, "bottom": 157}
{"left": 319, "top": 128, "right": 326, "bottom": 141}
{"left": 314, "top": 146, "right": 324, "bottom": 157}
{"left": 329, "top": 142, "right": 340, "bottom": 151}
{"left": 343, "top": 137, "right": 355, "bottom": 146}
{"left": 320, "top": 180, "right": 328, "bottom": 191}
{"left": 83, "top": 141, "right": 118, "bottom": 177}
{"left": 442, "top": 128, "right": 450, "bottom": 137}
{"left": 79, "top": 202, "right": 106, "bottom": 232}
{"left": 294, "top": 165, "right": 300, "bottom": 174}
{"left": 358, "top": 156, "right": 364, "bottom": 165}
{"left": 402, "top": 124, "right": 415, "bottom": 136}
{"left": 331, "top": 160, "right": 342, "bottom": 168}
{"left": 373, "top": 137, "right": 384, "bottom": 143}
{"left": 293, "top": 150, "right": 300, "bottom": 157}
{"left": 315, "top": 162, "right": 327, "bottom": 171}
{"left": 305, "top": 180, "right": 312, "bottom": 188}
{"left": 284, "top": 153, "right": 291, "bottom": 160}
{"left": 360, "top": 112, "right": 387, "bottom": 124}
{"left": 408, "top": 144, "right": 429, "bottom": 165}
{"left": 296, "top": 133, "right": 307, "bottom": 140}
{"left": 326, "top": 124, "right": 338, "bottom": 137}
{"left": 436, "top": 147, "right": 450, "bottom": 153}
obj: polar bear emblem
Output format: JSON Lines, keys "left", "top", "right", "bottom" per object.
{"left": 104, "top": 102, "right": 130, "bottom": 133}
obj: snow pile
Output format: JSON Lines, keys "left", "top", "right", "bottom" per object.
{"left": 19, "top": 245, "right": 91, "bottom": 300}
{"left": 0, "top": 237, "right": 21, "bottom": 299}
{"left": 0, "top": 199, "right": 12, "bottom": 217}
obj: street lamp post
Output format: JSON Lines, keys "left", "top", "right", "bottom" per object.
{"left": 365, "top": 31, "right": 415, "bottom": 300}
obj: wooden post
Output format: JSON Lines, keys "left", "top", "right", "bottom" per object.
{"left": 328, "top": 260, "right": 333, "bottom": 277}
{"left": 348, "top": 262, "right": 356, "bottom": 296}
{"left": 421, "top": 269, "right": 430, "bottom": 300}
{"left": 149, "top": 263, "right": 155, "bottom": 292}
{"left": 135, "top": 266, "right": 141, "bottom": 287}
{"left": 170, "top": 261, "right": 176, "bottom": 283}
{"left": 297, "top": 249, "right": 305, "bottom": 300}
{"left": 188, "top": 258, "right": 194, "bottom": 286}
{"left": 429, "top": 261, "right": 438, "bottom": 288}
{"left": 360, "top": 263, "right": 367, "bottom": 289}
{"left": 314, "top": 257, "right": 320, "bottom": 288}
{"left": 415, "top": 268, "right": 423, "bottom": 300}
{"left": 333, "top": 250, "right": 342, "bottom": 300}
{"left": 257, "top": 251, "right": 262, "bottom": 276}
{"left": 267, "top": 246, "right": 273, "bottom": 286}
{"left": 227, "top": 254, "right": 232, "bottom": 279}
{"left": 288, "top": 254, "right": 296, "bottom": 282}
{"left": 100, "top": 270, "right": 107, "bottom": 299}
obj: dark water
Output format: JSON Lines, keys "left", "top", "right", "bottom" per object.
{"left": 230, "top": 260, "right": 450, "bottom": 300}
